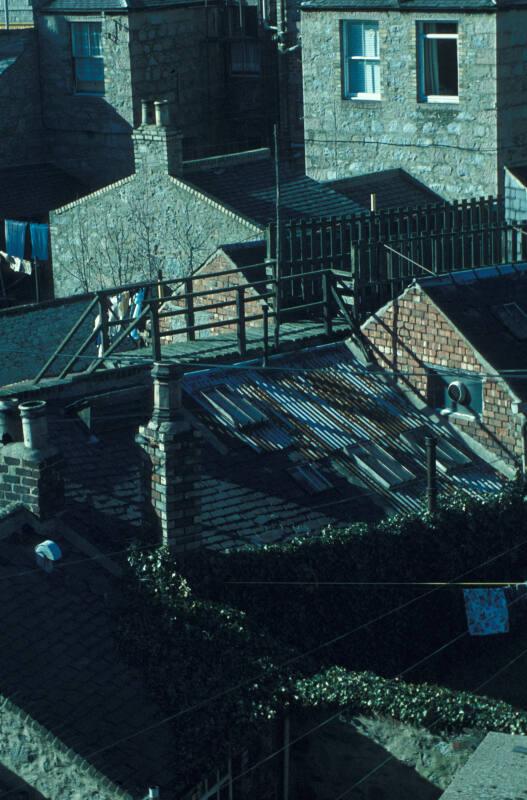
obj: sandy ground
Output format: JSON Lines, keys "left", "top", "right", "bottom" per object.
{"left": 290, "top": 713, "right": 485, "bottom": 800}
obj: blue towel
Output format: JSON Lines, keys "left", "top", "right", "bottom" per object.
{"left": 5, "top": 220, "right": 27, "bottom": 259}
{"left": 30, "top": 223, "right": 49, "bottom": 261}
{"left": 130, "top": 288, "right": 146, "bottom": 341}
{"left": 463, "top": 588, "right": 509, "bottom": 636}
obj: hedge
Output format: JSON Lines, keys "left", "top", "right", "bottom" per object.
{"left": 180, "top": 486, "right": 527, "bottom": 677}
{"left": 292, "top": 666, "right": 527, "bottom": 735}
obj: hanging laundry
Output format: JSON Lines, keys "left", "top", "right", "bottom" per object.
{"left": 130, "top": 288, "right": 146, "bottom": 342}
{"left": 118, "top": 291, "right": 130, "bottom": 322}
{"left": 463, "top": 588, "right": 509, "bottom": 636}
{"left": 21, "top": 259, "right": 32, "bottom": 275}
{"left": 29, "top": 223, "right": 49, "bottom": 261}
{"left": 5, "top": 220, "right": 28, "bottom": 260}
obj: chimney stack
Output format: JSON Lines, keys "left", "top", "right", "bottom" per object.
{"left": 132, "top": 99, "right": 184, "bottom": 177}
{"left": 136, "top": 363, "right": 202, "bottom": 551}
{"left": 0, "top": 398, "right": 21, "bottom": 445}
{"left": 0, "top": 400, "right": 64, "bottom": 521}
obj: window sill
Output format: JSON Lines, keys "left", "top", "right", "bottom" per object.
{"left": 439, "top": 408, "right": 480, "bottom": 422}
{"left": 418, "top": 97, "right": 459, "bottom": 105}
{"left": 344, "top": 95, "right": 381, "bottom": 102}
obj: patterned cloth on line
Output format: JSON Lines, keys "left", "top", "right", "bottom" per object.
{"left": 463, "top": 588, "right": 509, "bottom": 636}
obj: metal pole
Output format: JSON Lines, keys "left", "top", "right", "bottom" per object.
{"left": 3, "top": 0, "right": 9, "bottom": 31}
{"left": 262, "top": 304, "right": 269, "bottom": 367}
{"left": 274, "top": 123, "right": 281, "bottom": 351}
{"left": 425, "top": 436, "right": 437, "bottom": 514}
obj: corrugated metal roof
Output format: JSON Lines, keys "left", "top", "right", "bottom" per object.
{"left": 183, "top": 341, "right": 503, "bottom": 546}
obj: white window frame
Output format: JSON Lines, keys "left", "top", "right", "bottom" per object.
{"left": 342, "top": 20, "right": 381, "bottom": 101}
{"left": 417, "top": 21, "right": 459, "bottom": 104}
{"left": 70, "top": 20, "right": 105, "bottom": 96}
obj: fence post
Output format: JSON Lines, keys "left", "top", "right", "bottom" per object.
{"left": 97, "top": 292, "right": 110, "bottom": 354}
{"left": 150, "top": 301, "right": 161, "bottom": 361}
{"left": 236, "top": 286, "right": 246, "bottom": 356}
{"left": 184, "top": 277, "right": 195, "bottom": 342}
{"left": 262, "top": 304, "right": 269, "bottom": 367}
{"left": 322, "top": 271, "right": 333, "bottom": 337}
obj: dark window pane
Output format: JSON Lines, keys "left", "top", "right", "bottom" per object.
{"left": 424, "top": 21, "right": 457, "bottom": 35}
{"left": 424, "top": 37, "right": 458, "bottom": 96}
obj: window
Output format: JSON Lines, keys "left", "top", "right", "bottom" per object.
{"left": 71, "top": 22, "right": 104, "bottom": 95}
{"left": 344, "top": 442, "right": 416, "bottom": 489}
{"left": 342, "top": 21, "right": 380, "bottom": 100}
{"left": 230, "top": 41, "right": 261, "bottom": 74}
{"left": 228, "top": 6, "right": 260, "bottom": 74}
{"left": 418, "top": 22, "right": 458, "bottom": 103}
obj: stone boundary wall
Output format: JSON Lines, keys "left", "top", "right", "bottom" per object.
{"left": 361, "top": 283, "right": 524, "bottom": 469}
{"left": 0, "top": 693, "right": 133, "bottom": 800}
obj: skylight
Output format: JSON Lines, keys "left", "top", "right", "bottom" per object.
{"left": 200, "top": 387, "right": 267, "bottom": 430}
{"left": 345, "top": 441, "right": 416, "bottom": 489}
{"left": 290, "top": 463, "right": 333, "bottom": 493}
{"left": 399, "top": 427, "right": 471, "bottom": 473}
{"left": 492, "top": 302, "right": 527, "bottom": 340}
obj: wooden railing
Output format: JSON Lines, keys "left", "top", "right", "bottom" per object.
{"left": 33, "top": 263, "right": 357, "bottom": 384}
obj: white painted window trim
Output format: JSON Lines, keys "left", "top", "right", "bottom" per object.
{"left": 342, "top": 20, "right": 381, "bottom": 101}
{"left": 417, "top": 22, "right": 459, "bottom": 104}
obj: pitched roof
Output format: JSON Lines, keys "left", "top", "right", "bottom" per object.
{"left": 417, "top": 263, "right": 527, "bottom": 401}
{"left": 0, "top": 523, "right": 181, "bottom": 796}
{"left": 325, "top": 169, "right": 443, "bottom": 210}
{"left": 184, "top": 156, "right": 367, "bottom": 225}
{"left": 43, "top": 0, "right": 215, "bottom": 12}
{"left": 48, "top": 341, "right": 502, "bottom": 552}
{"left": 0, "top": 163, "right": 88, "bottom": 220}
{"left": 507, "top": 165, "right": 527, "bottom": 186}
{"left": 301, "top": 0, "right": 526, "bottom": 10}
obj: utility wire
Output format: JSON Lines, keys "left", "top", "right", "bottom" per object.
{"left": 333, "top": 590, "right": 527, "bottom": 800}
{"left": 8, "top": 530, "right": 525, "bottom": 776}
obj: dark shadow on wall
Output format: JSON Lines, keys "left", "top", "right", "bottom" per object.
{"left": 290, "top": 713, "right": 442, "bottom": 800}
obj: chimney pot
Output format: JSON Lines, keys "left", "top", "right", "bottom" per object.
{"left": 154, "top": 99, "right": 170, "bottom": 128}
{"left": 151, "top": 362, "right": 182, "bottom": 423}
{"left": 141, "top": 99, "right": 152, "bottom": 126}
{"left": 19, "top": 400, "right": 48, "bottom": 451}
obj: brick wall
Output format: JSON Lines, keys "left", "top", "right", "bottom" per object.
{"left": 159, "top": 249, "right": 266, "bottom": 342}
{"left": 0, "top": 442, "right": 64, "bottom": 520}
{"left": 361, "top": 283, "right": 524, "bottom": 469}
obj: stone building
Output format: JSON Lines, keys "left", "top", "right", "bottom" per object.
{"left": 49, "top": 104, "right": 367, "bottom": 296}
{"left": 361, "top": 263, "right": 527, "bottom": 474}
{"left": 301, "top": 0, "right": 527, "bottom": 200}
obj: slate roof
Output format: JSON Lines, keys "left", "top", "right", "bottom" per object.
{"left": 418, "top": 262, "right": 527, "bottom": 402}
{"left": 301, "top": 0, "right": 527, "bottom": 10}
{"left": 43, "top": 0, "right": 215, "bottom": 12}
{"left": 184, "top": 157, "right": 367, "bottom": 225}
{"left": 0, "top": 163, "right": 88, "bottom": 220}
{"left": 0, "top": 524, "right": 181, "bottom": 797}
{"left": 49, "top": 340, "right": 502, "bottom": 552}
{"left": 325, "top": 169, "right": 443, "bottom": 210}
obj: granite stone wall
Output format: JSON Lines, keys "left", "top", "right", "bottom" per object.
{"left": 0, "top": 692, "right": 133, "bottom": 800}
{"left": 37, "top": 10, "right": 134, "bottom": 186}
{"left": 50, "top": 166, "right": 262, "bottom": 297}
{"left": 361, "top": 283, "right": 524, "bottom": 471}
{"left": 37, "top": 6, "right": 229, "bottom": 187}
{"left": 0, "top": 29, "right": 43, "bottom": 168}
{"left": 301, "top": 9, "right": 503, "bottom": 200}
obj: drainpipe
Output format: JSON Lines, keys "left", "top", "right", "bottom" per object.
{"left": 3, "top": 0, "right": 9, "bottom": 31}
{"left": 521, "top": 418, "right": 527, "bottom": 483}
{"left": 425, "top": 435, "right": 437, "bottom": 514}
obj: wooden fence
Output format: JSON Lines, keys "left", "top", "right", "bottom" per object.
{"left": 266, "top": 195, "right": 527, "bottom": 319}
